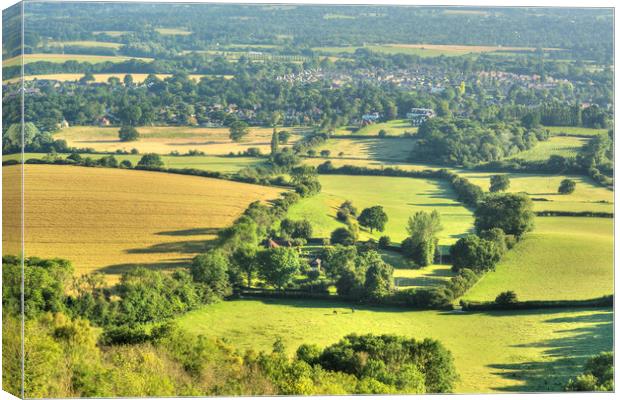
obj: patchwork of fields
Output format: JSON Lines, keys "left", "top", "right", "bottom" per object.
{"left": 53, "top": 125, "right": 307, "bottom": 155}
{"left": 463, "top": 217, "right": 613, "bottom": 301}
{"left": 1, "top": 165, "right": 283, "bottom": 280}
{"left": 286, "top": 174, "right": 474, "bottom": 247}
{"left": 177, "top": 299, "right": 612, "bottom": 393}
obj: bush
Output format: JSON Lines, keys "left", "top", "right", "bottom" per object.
{"left": 558, "top": 178, "right": 577, "bottom": 194}
{"left": 330, "top": 227, "right": 357, "bottom": 246}
{"left": 119, "top": 126, "right": 139, "bottom": 142}
{"left": 495, "top": 291, "right": 518, "bottom": 305}
{"left": 378, "top": 236, "right": 391, "bottom": 249}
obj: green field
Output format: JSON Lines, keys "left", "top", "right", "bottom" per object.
{"left": 458, "top": 171, "right": 613, "bottom": 213}
{"left": 314, "top": 138, "right": 415, "bottom": 161}
{"left": 334, "top": 119, "right": 417, "bottom": 136}
{"left": 545, "top": 126, "right": 609, "bottom": 137}
{"left": 393, "top": 263, "right": 454, "bottom": 289}
{"left": 3, "top": 153, "right": 264, "bottom": 174}
{"left": 93, "top": 31, "right": 131, "bottom": 37}
{"left": 286, "top": 175, "right": 474, "bottom": 248}
{"left": 463, "top": 217, "right": 613, "bottom": 302}
{"left": 508, "top": 136, "right": 587, "bottom": 161}
{"left": 177, "top": 299, "right": 612, "bottom": 393}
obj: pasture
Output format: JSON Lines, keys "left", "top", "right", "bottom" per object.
{"left": 458, "top": 171, "right": 613, "bottom": 213}
{"left": 334, "top": 119, "right": 417, "bottom": 136}
{"left": 2, "top": 53, "right": 152, "bottom": 68}
{"left": 53, "top": 125, "right": 307, "bottom": 155}
{"left": 393, "top": 263, "right": 454, "bottom": 290}
{"left": 286, "top": 174, "right": 474, "bottom": 247}
{"left": 303, "top": 157, "right": 441, "bottom": 171}
{"left": 313, "top": 138, "right": 415, "bottom": 162}
{"left": 545, "top": 126, "right": 609, "bottom": 137}
{"left": 3, "top": 153, "right": 264, "bottom": 174}
{"left": 177, "top": 298, "right": 612, "bottom": 393}
{"left": 507, "top": 136, "right": 587, "bottom": 161}
{"left": 1, "top": 165, "right": 283, "bottom": 280}
{"left": 463, "top": 217, "right": 613, "bottom": 302}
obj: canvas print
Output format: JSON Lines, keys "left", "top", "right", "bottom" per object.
{"left": 1, "top": 1, "right": 614, "bottom": 397}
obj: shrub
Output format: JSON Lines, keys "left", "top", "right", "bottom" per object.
{"left": 330, "top": 227, "right": 357, "bottom": 246}
{"left": 378, "top": 236, "right": 391, "bottom": 249}
{"left": 495, "top": 291, "right": 518, "bottom": 305}
{"left": 119, "top": 126, "right": 139, "bottom": 142}
{"left": 558, "top": 178, "right": 577, "bottom": 194}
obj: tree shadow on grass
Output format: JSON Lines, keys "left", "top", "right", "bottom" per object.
{"left": 155, "top": 227, "right": 221, "bottom": 236}
{"left": 126, "top": 239, "right": 217, "bottom": 255}
{"left": 99, "top": 258, "right": 191, "bottom": 275}
{"left": 485, "top": 310, "right": 613, "bottom": 392}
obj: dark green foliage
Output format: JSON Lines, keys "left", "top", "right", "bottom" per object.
{"left": 2, "top": 256, "right": 73, "bottom": 318}
{"left": 137, "top": 153, "right": 164, "bottom": 168}
{"left": 330, "top": 227, "right": 357, "bottom": 246}
{"left": 119, "top": 159, "right": 133, "bottom": 168}
{"left": 229, "top": 120, "right": 250, "bottom": 142}
{"left": 450, "top": 234, "right": 503, "bottom": 273}
{"left": 363, "top": 255, "right": 394, "bottom": 300}
{"left": 337, "top": 200, "right": 358, "bottom": 222}
{"left": 474, "top": 193, "right": 534, "bottom": 238}
{"left": 402, "top": 210, "right": 442, "bottom": 267}
{"left": 257, "top": 247, "right": 303, "bottom": 289}
{"left": 358, "top": 206, "right": 388, "bottom": 233}
{"left": 314, "top": 333, "right": 457, "bottom": 393}
{"left": 296, "top": 344, "right": 322, "bottom": 365}
{"left": 280, "top": 218, "right": 313, "bottom": 241}
{"left": 378, "top": 236, "right": 391, "bottom": 249}
{"left": 495, "top": 291, "right": 518, "bottom": 305}
{"left": 114, "top": 268, "right": 201, "bottom": 325}
{"left": 565, "top": 352, "right": 613, "bottom": 392}
{"left": 412, "top": 118, "right": 548, "bottom": 166}
{"left": 100, "top": 324, "right": 150, "bottom": 345}
{"left": 118, "top": 126, "right": 139, "bottom": 142}
{"left": 558, "top": 178, "right": 577, "bottom": 194}
{"left": 191, "top": 251, "right": 232, "bottom": 299}
{"left": 489, "top": 174, "right": 510, "bottom": 192}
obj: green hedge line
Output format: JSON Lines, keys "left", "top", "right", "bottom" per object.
{"left": 460, "top": 295, "right": 613, "bottom": 311}
{"left": 535, "top": 210, "right": 613, "bottom": 218}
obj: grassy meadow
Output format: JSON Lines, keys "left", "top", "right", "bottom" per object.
{"left": 458, "top": 171, "right": 613, "bottom": 213}
{"left": 463, "top": 217, "right": 613, "bottom": 301}
{"left": 53, "top": 125, "right": 307, "bottom": 155}
{"left": 177, "top": 298, "right": 612, "bottom": 393}
{"left": 46, "top": 40, "right": 123, "bottom": 49}
{"left": 507, "top": 136, "right": 588, "bottom": 161}
{"left": 334, "top": 119, "right": 417, "bottom": 136}
{"left": 1, "top": 165, "right": 283, "bottom": 280}
{"left": 286, "top": 174, "right": 474, "bottom": 248}
{"left": 313, "top": 137, "right": 415, "bottom": 161}
{"left": 545, "top": 126, "right": 609, "bottom": 137}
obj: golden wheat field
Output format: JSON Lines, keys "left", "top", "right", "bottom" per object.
{"left": 2, "top": 165, "right": 283, "bottom": 280}
{"left": 54, "top": 126, "right": 307, "bottom": 155}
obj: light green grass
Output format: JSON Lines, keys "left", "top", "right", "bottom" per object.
{"left": 393, "top": 263, "right": 454, "bottom": 289}
{"left": 3, "top": 153, "right": 264, "bottom": 174}
{"left": 508, "top": 136, "right": 588, "bottom": 161}
{"left": 286, "top": 175, "right": 474, "bottom": 249}
{"left": 177, "top": 299, "right": 612, "bottom": 393}
{"left": 463, "top": 217, "right": 613, "bottom": 302}
{"left": 545, "top": 126, "right": 609, "bottom": 137}
{"left": 458, "top": 171, "right": 613, "bottom": 213}
{"left": 334, "top": 119, "right": 417, "bottom": 136}
{"left": 314, "top": 138, "right": 415, "bottom": 162}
